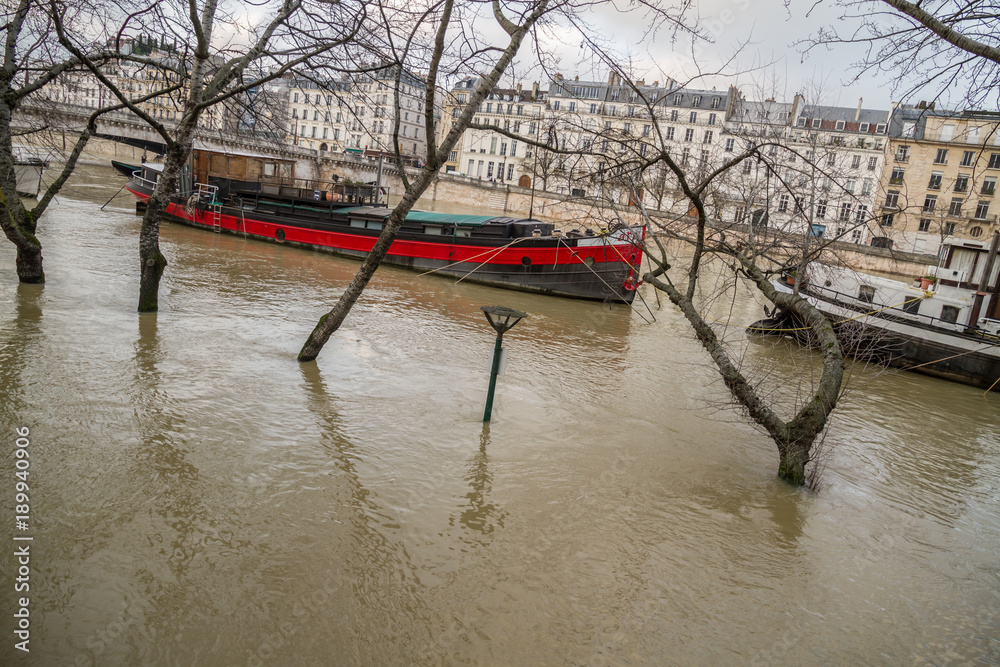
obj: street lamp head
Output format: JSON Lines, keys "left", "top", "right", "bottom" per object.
{"left": 480, "top": 305, "right": 528, "bottom": 334}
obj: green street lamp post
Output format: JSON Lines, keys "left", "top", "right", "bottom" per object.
{"left": 480, "top": 305, "right": 528, "bottom": 422}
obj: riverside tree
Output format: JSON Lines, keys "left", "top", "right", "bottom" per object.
{"left": 0, "top": 0, "right": 142, "bottom": 283}
{"left": 296, "top": 0, "right": 565, "bottom": 360}
{"left": 53, "top": 0, "right": 367, "bottom": 311}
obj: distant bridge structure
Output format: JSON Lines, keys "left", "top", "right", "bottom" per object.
{"left": 11, "top": 101, "right": 421, "bottom": 193}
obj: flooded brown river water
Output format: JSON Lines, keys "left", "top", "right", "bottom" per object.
{"left": 1, "top": 165, "right": 998, "bottom": 665}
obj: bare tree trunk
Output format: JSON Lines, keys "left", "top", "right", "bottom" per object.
{"left": 298, "top": 0, "right": 549, "bottom": 361}
{"left": 298, "top": 169, "right": 434, "bottom": 360}
{"left": 136, "top": 135, "right": 190, "bottom": 312}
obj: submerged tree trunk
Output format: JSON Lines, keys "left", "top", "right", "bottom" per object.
{"left": 297, "top": 169, "right": 434, "bottom": 361}
{"left": 136, "top": 141, "right": 187, "bottom": 312}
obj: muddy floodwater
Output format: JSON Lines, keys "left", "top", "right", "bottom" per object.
{"left": 1, "top": 165, "right": 998, "bottom": 665}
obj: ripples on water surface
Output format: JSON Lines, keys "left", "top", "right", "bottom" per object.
{"left": 0, "top": 165, "right": 998, "bottom": 665}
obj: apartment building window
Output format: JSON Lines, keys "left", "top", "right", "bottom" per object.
{"left": 517, "top": 105, "right": 523, "bottom": 114}
{"left": 689, "top": 112, "right": 697, "bottom": 123}
{"left": 990, "top": 153, "right": 1000, "bottom": 169}
{"left": 840, "top": 203, "right": 853, "bottom": 220}
{"left": 670, "top": 110, "right": 678, "bottom": 122}
{"left": 568, "top": 102, "right": 576, "bottom": 112}
{"left": 983, "top": 177, "right": 997, "bottom": 195}
{"left": 923, "top": 194, "right": 937, "bottom": 212}
{"left": 836, "top": 120, "right": 846, "bottom": 131}
{"left": 860, "top": 122, "right": 870, "bottom": 132}
{"left": 292, "top": 108, "right": 298, "bottom": 119}
{"left": 642, "top": 124, "right": 651, "bottom": 137}
{"left": 940, "top": 124, "right": 955, "bottom": 141}
{"left": 954, "top": 174, "right": 969, "bottom": 192}
{"left": 856, "top": 205, "right": 869, "bottom": 223}
{"left": 468, "top": 159, "right": 475, "bottom": 175}
{"left": 944, "top": 222, "right": 956, "bottom": 235}
{"left": 692, "top": 95, "right": 702, "bottom": 107}
{"left": 674, "top": 94, "right": 682, "bottom": 105}
{"left": 500, "top": 142, "right": 507, "bottom": 156}
{"left": 487, "top": 162, "right": 494, "bottom": 178}
{"left": 851, "top": 155, "right": 861, "bottom": 169}
{"left": 797, "top": 117, "right": 807, "bottom": 127}
{"left": 890, "top": 167, "right": 905, "bottom": 184}
{"left": 601, "top": 140, "right": 608, "bottom": 153}
{"left": 639, "top": 143, "right": 648, "bottom": 157}
{"left": 975, "top": 201, "right": 990, "bottom": 219}
{"left": 589, "top": 104, "right": 597, "bottom": 114}
{"left": 961, "top": 150, "right": 975, "bottom": 166}
{"left": 514, "top": 121, "right": 521, "bottom": 132}
{"left": 868, "top": 156, "right": 878, "bottom": 170}
{"left": 293, "top": 93, "right": 299, "bottom": 103}
{"left": 815, "top": 200, "right": 827, "bottom": 218}
{"left": 918, "top": 218, "right": 931, "bottom": 232}
{"left": 448, "top": 151, "right": 457, "bottom": 162}
{"left": 862, "top": 178, "right": 873, "bottom": 196}
{"left": 778, "top": 194, "right": 789, "bottom": 213}
{"left": 711, "top": 97, "right": 721, "bottom": 109}
{"left": 827, "top": 154, "right": 836, "bottom": 167}
{"left": 789, "top": 153, "right": 797, "bottom": 163}
{"left": 507, "top": 165, "right": 514, "bottom": 181}
{"left": 322, "top": 128, "right": 328, "bottom": 139}
{"left": 876, "top": 123, "right": 887, "bottom": 133}
{"left": 623, "top": 122, "right": 632, "bottom": 134}
{"left": 896, "top": 145, "right": 910, "bottom": 161}
{"left": 725, "top": 138, "right": 735, "bottom": 152}
{"left": 708, "top": 113, "right": 717, "bottom": 125}
{"left": 949, "top": 198, "right": 963, "bottom": 216}
{"left": 934, "top": 148, "right": 948, "bottom": 164}
{"left": 510, "top": 141, "right": 517, "bottom": 156}
{"left": 885, "top": 190, "right": 899, "bottom": 208}
{"left": 701, "top": 149, "right": 710, "bottom": 164}
{"left": 490, "top": 137, "right": 497, "bottom": 154}
{"left": 551, "top": 101, "right": 559, "bottom": 111}
{"left": 528, "top": 122, "right": 536, "bottom": 134}
{"left": 880, "top": 213, "right": 894, "bottom": 227}
{"left": 666, "top": 127, "right": 675, "bottom": 140}
{"left": 846, "top": 179, "right": 856, "bottom": 194}
{"left": 970, "top": 226, "right": 984, "bottom": 238}
{"left": 928, "top": 172, "right": 943, "bottom": 189}
{"left": 681, "top": 147, "right": 690, "bottom": 165}
{"left": 812, "top": 119, "right": 821, "bottom": 129}
{"left": 684, "top": 128, "right": 694, "bottom": 142}
{"left": 704, "top": 130, "right": 713, "bottom": 144}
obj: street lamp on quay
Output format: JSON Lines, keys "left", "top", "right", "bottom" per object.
{"left": 480, "top": 305, "right": 528, "bottom": 422}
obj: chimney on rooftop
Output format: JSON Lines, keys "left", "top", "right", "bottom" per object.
{"left": 531, "top": 81, "right": 539, "bottom": 100}
{"left": 516, "top": 82, "right": 522, "bottom": 95}
{"left": 554, "top": 73, "right": 563, "bottom": 82}
{"left": 855, "top": 97, "right": 863, "bottom": 122}
{"left": 608, "top": 71, "right": 620, "bottom": 86}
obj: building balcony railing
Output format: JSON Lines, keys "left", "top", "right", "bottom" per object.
{"left": 894, "top": 155, "right": 909, "bottom": 162}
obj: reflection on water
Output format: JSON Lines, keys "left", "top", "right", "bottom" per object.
{"left": 0, "top": 164, "right": 998, "bottom": 665}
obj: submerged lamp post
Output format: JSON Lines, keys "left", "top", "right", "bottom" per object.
{"left": 480, "top": 305, "right": 528, "bottom": 422}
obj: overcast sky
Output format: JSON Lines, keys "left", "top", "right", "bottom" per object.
{"left": 514, "top": 0, "right": 907, "bottom": 111}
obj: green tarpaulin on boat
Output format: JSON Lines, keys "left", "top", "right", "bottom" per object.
{"left": 404, "top": 211, "right": 499, "bottom": 226}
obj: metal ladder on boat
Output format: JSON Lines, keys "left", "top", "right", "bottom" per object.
{"left": 194, "top": 183, "right": 222, "bottom": 232}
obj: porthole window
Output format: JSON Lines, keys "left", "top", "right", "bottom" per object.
{"left": 275, "top": 228, "right": 285, "bottom": 242}
{"left": 521, "top": 256, "right": 532, "bottom": 266}
{"left": 584, "top": 257, "right": 596, "bottom": 267}
{"left": 970, "top": 226, "right": 983, "bottom": 238}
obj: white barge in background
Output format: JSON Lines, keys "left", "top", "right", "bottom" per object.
{"left": 750, "top": 236, "right": 1000, "bottom": 390}
{"left": 13, "top": 154, "right": 46, "bottom": 198}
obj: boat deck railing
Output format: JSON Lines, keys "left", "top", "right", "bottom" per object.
{"left": 237, "top": 175, "right": 382, "bottom": 206}
{"left": 805, "top": 283, "right": 1000, "bottom": 344}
